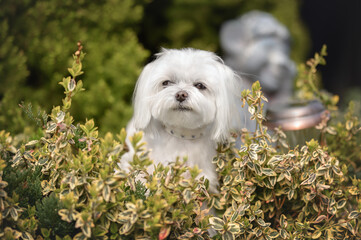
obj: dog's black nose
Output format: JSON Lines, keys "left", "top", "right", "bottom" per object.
{"left": 175, "top": 90, "right": 188, "bottom": 102}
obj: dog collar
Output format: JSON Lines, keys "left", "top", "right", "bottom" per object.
{"left": 163, "top": 125, "right": 205, "bottom": 140}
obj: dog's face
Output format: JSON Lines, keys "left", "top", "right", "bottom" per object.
{"left": 132, "top": 48, "right": 241, "bottom": 142}
{"left": 148, "top": 52, "right": 220, "bottom": 130}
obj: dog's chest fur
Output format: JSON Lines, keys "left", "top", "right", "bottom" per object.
{"left": 144, "top": 129, "right": 219, "bottom": 192}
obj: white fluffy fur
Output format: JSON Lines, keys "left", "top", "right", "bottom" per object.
{"left": 119, "top": 48, "right": 242, "bottom": 193}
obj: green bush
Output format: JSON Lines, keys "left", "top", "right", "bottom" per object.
{"left": 3, "top": 166, "right": 42, "bottom": 208}
{"left": 0, "top": 0, "right": 148, "bottom": 134}
{"left": 1, "top": 44, "right": 361, "bottom": 240}
{"left": 0, "top": 20, "right": 29, "bottom": 134}
{"left": 36, "top": 193, "right": 76, "bottom": 238}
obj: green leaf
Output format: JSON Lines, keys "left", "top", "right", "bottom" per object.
{"left": 130, "top": 212, "right": 138, "bottom": 224}
{"left": 348, "top": 211, "right": 360, "bottom": 219}
{"left": 249, "top": 143, "right": 262, "bottom": 152}
{"left": 247, "top": 161, "right": 255, "bottom": 170}
{"left": 209, "top": 217, "right": 225, "bottom": 231}
{"left": 346, "top": 120, "right": 354, "bottom": 130}
{"left": 227, "top": 223, "right": 240, "bottom": 234}
{"left": 223, "top": 175, "right": 233, "bottom": 186}
{"left": 284, "top": 170, "right": 292, "bottom": 181}
{"left": 46, "top": 122, "right": 57, "bottom": 133}
{"left": 119, "top": 222, "right": 133, "bottom": 235}
{"left": 25, "top": 140, "right": 39, "bottom": 148}
{"left": 75, "top": 80, "right": 85, "bottom": 93}
{"left": 139, "top": 210, "right": 151, "bottom": 219}
{"left": 312, "top": 231, "right": 322, "bottom": 239}
{"left": 105, "top": 212, "right": 116, "bottom": 222}
{"left": 73, "top": 232, "right": 88, "bottom": 240}
{"left": 82, "top": 222, "right": 92, "bottom": 238}
{"left": 346, "top": 222, "right": 354, "bottom": 233}
{"left": 332, "top": 166, "right": 342, "bottom": 176}
{"left": 252, "top": 81, "right": 261, "bottom": 92}
{"left": 336, "top": 199, "right": 347, "bottom": 209}
{"left": 41, "top": 228, "right": 51, "bottom": 238}
{"left": 9, "top": 207, "right": 19, "bottom": 221}
{"left": 280, "top": 214, "right": 287, "bottom": 228}
{"left": 255, "top": 164, "right": 262, "bottom": 176}
{"left": 300, "top": 173, "right": 316, "bottom": 185}
{"left": 269, "top": 176, "right": 277, "bottom": 187}
{"left": 268, "top": 155, "right": 283, "bottom": 166}
{"left": 287, "top": 189, "right": 295, "bottom": 200}
{"left": 58, "top": 209, "right": 74, "bottom": 222}
{"left": 102, "top": 184, "right": 111, "bottom": 202}
{"left": 269, "top": 230, "right": 279, "bottom": 238}
{"left": 182, "top": 188, "right": 193, "bottom": 204}
{"left": 68, "top": 68, "right": 75, "bottom": 77}
{"left": 255, "top": 228, "right": 262, "bottom": 237}
{"left": 125, "top": 203, "right": 136, "bottom": 210}
{"left": 68, "top": 78, "right": 76, "bottom": 91}
{"left": 248, "top": 106, "right": 256, "bottom": 115}
{"left": 230, "top": 210, "right": 239, "bottom": 222}
{"left": 38, "top": 157, "right": 49, "bottom": 165}
{"left": 280, "top": 229, "right": 289, "bottom": 239}
{"left": 22, "top": 232, "right": 34, "bottom": 240}
{"left": 313, "top": 215, "right": 327, "bottom": 223}
{"left": 256, "top": 218, "right": 267, "bottom": 227}
{"left": 262, "top": 168, "right": 277, "bottom": 176}
{"left": 222, "top": 231, "right": 234, "bottom": 240}
{"left": 56, "top": 111, "right": 65, "bottom": 123}
{"left": 325, "top": 229, "right": 333, "bottom": 240}
{"left": 179, "top": 179, "right": 191, "bottom": 187}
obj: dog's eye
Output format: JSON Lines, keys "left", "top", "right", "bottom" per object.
{"left": 162, "top": 80, "right": 172, "bottom": 87}
{"left": 194, "top": 83, "right": 206, "bottom": 90}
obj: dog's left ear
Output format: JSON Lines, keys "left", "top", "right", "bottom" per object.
{"left": 211, "top": 61, "right": 242, "bottom": 142}
{"left": 132, "top": 62, "right": 155, "bottom": 131}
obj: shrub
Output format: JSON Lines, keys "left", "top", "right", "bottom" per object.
{"left": 0, "top": 0, "right": 148, "bottom": 134}
{"left": 1, "top": 44, "right": 361, "bottom": 240}
{"left": 3, "top": 166, "right": 42, "bottom": 208}
{"left": 36, "top": 193, "right": 76, "bottom": 238}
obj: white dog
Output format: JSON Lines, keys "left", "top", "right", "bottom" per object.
{"left": 119, "top": 48, "right": 243, "bottom": 193}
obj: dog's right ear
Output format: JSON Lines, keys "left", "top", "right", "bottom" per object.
{"left": 132, "top": 62, "right": 155, "bottom": 130}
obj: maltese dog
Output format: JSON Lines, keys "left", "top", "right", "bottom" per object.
{"left": 119, "top": 48, "right": 243, "bottom": 193}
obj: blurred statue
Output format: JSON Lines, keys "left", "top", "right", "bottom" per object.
{"left": 220, "top": 11, "right": 296, "bottom": 108}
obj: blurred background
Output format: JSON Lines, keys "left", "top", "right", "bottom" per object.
{"left": 0, "top": 0, "right": 360, "bottom": 135}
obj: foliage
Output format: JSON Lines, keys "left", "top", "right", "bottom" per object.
{"left": 0, "top": 20, "right": 29, "bottom": 133}
{"left": 296, "top": 45, "right": 361, "bottom": 176}
{"left": 3, "top": 166, "right": 42, "bottom": 208}
{"left": 1, "top": 44, "right": 361, "bottom": 240}
{"left": 326, "top": 102, "right": 361, "bottom": 176}
{"left": 36, "top": 193, "right": 76, "bottom": 238}
{"left": 0, "top": 131, "right": 37, "bottom": 239}
{"left": 211, "top": 80, "right": 360, "bottom": 239}
{"left": 295, "top": 45, "right": 339, "bottom": 111}
{"left": 0, "top": 0, "right": 148, "bottom": 134}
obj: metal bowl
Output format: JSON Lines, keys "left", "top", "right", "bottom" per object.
{"left": 265, "top": 100, "right": 327, "bottom": 131}
{"left": 265, "top": 100, "right": 328, "bottom": 147}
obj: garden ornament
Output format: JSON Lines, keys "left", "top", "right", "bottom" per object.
{"left": 220, "top": 10, "right": 297, "bottom": 131}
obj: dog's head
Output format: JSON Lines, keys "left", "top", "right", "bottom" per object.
{"left": 132, "top": 48, "right": 242, "bottom": 142}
